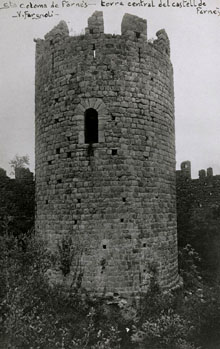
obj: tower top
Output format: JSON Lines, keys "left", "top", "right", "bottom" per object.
{"left": 35, "top": 11, "right": 170, "bottom": 58}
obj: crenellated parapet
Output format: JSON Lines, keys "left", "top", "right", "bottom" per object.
{"left": 15, "top": 167, "right": 34, "bottom": 183}
{"left": 176, "top": 161, "right": 216, "bottom": 182}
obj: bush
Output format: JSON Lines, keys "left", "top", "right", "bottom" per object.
{"left": 1, "top": 232, "right": 220, "bottom": 349}
{"left": 0, "top": 231, "right": 124, "bottom": 348}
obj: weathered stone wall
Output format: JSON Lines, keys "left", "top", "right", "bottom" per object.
{"left": 176, "top": 161, "right": 220, "bottom": 279}
{"left": 0, "top": 168, "right": 34, "bottom": 235}
{"left": 35, "top": 11, "right": 179, "bottom": 297}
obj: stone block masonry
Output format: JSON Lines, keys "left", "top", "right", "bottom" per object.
{"left": 35, "top": 11, "right": 179, "bottom": 297}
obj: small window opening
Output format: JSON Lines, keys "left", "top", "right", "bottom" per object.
{"left": 112, "top": 149, "right": 117, "bottom": 156}
{"left": 90, "top": 29, "right": 93, "bottom": 34}
{"left": 120, "top": 218, "right": 124, "bottom": 222}
{"left": 77, "top": 198, "right": 81, "bottom": 203}
{"left": 122, "top": 198, "right": 126, "bottom": 202}
{"left": 74, "top": 219, "right": 77, "bottom": 225}
{"left": 67, "top": 152, "right": 71, "bottom": 158}
{"left": 103, "top": 245, "right": 106, "bottom": 249}
{"left": 56, "top": 148, "right": 60, "bottom": 154}
{"left": 136, "top": 32, "right": 140, "bottom": 39}
{"left": 67, "top": 136, "right": 71, "bottom": 141}
{"left": 111, "top": 115, "right": 116, "bottom": 121}
{"left": 84, "top": 108, "right": 98, "bottom": 144}
{"left": 143, "top": 243, "right": 146, "bottom": 248}
{"left": 57, "top": 179, "right": 62, "bottom": 184}
{"left": 151, "top": 77, "right": 154, "bottom": 81}
{"left": 138, "top": 48, "right": 141, "bottom": 62}
{"left": 48, "top": 160, "right": 52, "bottom": 165}
{"left": 45, "top": 200, "right": 48, "bottom": 204}
{"left": 92, "top": 44, "right": 96, "bottom": 58}
{"left": 143, "top": 269, "right": 146, "bottom": 272}
{"left": 55, "top": 118, "right": 59, "bottom": 124}
{"left": 51, "top": 52, "right": 54, "bottom": 72}
{"left": 54, "top": 98, "right": 59, "bottom": 103}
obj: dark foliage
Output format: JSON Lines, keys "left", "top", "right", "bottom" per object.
{"left": 0, "top": 229, "right": 220, "bottom": 349}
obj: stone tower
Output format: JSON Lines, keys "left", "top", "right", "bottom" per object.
{"left": 35, "top": 12, "right": 179, "bottom": 297}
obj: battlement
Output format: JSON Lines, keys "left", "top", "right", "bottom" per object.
{"left": 35, "top": 12, "right": 170, "bottom": 62}
{"left": 15, "top": 167, "right": 34, "bottom": 183}
{"left": 86, "top": 11, "right": 104, "bottom": 35}
{"left": 0, "top": 167, "right": 34, "bottom": 183}
{"left": 176, "top": 161, "right": 217, "bottom": 182}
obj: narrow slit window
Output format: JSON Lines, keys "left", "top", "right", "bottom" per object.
{"left": 51, "top": 52, "right": 54, "bottom": 72}
{"left": 84, "top": 108, "right": 98, "bottom": 144}
{"left": 92, "top": 44, "right": 96, "bottom": 58}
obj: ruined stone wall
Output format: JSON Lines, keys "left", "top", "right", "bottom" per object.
{"left": 0, "top": 168, "right": 34, "bottom": 235}
{"left": 176, "top": 161, "right": 220, "bottom": 279}
{"left": 35, "top": 11, "right": 178, "bottom": 297}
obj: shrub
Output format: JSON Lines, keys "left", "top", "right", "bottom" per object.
{"left": 1, "top": 233, "right": 220, "bottom": 349}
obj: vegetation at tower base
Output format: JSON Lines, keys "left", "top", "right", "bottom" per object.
{"left": 35, "top": 11, "right": 179, "bottom": 296}
{"left": 1, "top": 225, "right": 220, "bottom": 349}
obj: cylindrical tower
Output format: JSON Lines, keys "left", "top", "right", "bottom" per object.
{"left": 35, "top": 12, "right": 179, "bottom": 297}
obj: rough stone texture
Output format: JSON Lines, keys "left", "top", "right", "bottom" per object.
{"left": 0, "top": 168, "right": 34, "bottom": 235}
{"left": 35, "top": 12, "right": 179, "bottom": 297}
{"left": 176, "top": 161, "right": 220, "bottom": 278}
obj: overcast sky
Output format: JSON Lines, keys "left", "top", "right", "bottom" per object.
{"left": 0, "top": 0, "right": 220, "bottom": 178}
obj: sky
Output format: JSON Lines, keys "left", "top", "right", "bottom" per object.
{"left": 0, "top": 0, "right": 220, "bottom": 178}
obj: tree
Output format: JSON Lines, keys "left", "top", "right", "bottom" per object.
{"left": 9, "top": 154, "right": 30, "bottom": 175}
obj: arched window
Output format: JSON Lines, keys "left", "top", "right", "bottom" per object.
{"left": 84, "top": 108, "right": 98, "bottom": 143}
